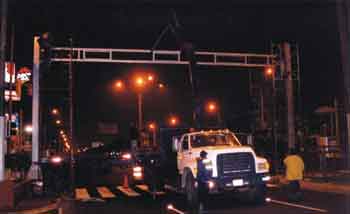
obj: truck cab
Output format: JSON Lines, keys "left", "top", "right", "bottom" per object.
{"left": 173, "top": 129, "right": 270, "bottom": 204}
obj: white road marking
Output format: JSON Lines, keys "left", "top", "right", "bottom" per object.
{"left": 167, "top": 204, "right": 186, "bottom": 214}
{"left": 270, "top": 199, "right": 328, "bottom": 213}
{"left": 117, "top": 186, "right": 140, "bottom": 197}
{"left": 164, "top": 184, "right": 177, "bottom": 192}
{"left": 136, "top": 185, "right": 166, "bottom": 195}
{"left": 97, "top": 186, "right": 116, "bottom": 198}
{"left": 75, "top": 188, "right": 91, "bottom": 200}
{"left": 267, "top": 183, "right": 279, "bottom": 188}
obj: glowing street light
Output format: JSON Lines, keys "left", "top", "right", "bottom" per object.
{"left": 148, "top": 122, "right": 156, "bottom": 130}
{"left": 265, "top": 67, "right": 274, "bottom": 76}
{"left": 158, "top": 83, "right": 165, "bottom": 89}
{"left": 24, "top": 125, "right": 33, "bottom": 133}
{"left": 55, "top": 120, "right": 62, "bottom": 125}
{"left": 205, "top": 101, "right": 222, "bottom": 126}
{"left": 52, "top": 108, "right": 59, "bottom": 115}
{"left": 207, "top": 102, "right": 217, "bottom": 113}
{"left": 148, "top": 122, "right": 157, "bottom": 147}
{"left": 169, "top": 116, "right": 179, "bottom": 126}
{"left": 147, "top": 75, "right": 154, "bottom": 82}
{"left": 60, "top": 130, "right": 64, "bottom": 135}
{"left": 135, "top": 76, "right": 145, "bottom": 88}
{"left": 115, "top": 80, "right": 124, "bottom": 90}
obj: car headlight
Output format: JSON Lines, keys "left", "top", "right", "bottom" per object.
{"left": 121, "top": 153, "right": 132, "bottom": 160}
{"left": 258, "top": 161, "right": 270, "bottom": 171}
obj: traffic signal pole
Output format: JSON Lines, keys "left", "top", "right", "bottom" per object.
{"left": 0, "top": 0, "right": 7, "bottom": 182}
{"left": 28, "top": 36, "right": 40, "bottom": 179}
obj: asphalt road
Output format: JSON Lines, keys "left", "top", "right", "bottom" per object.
{"left": 73, "top": 166, "right": 350, "bottom": 214}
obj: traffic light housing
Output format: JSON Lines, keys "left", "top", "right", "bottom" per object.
{"left": 38, "top": 32, "right": 52, "bottom": 64}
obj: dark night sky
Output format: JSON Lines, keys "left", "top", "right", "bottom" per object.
{"left": 6, "top": 0, "right": 343, "bottom": 144}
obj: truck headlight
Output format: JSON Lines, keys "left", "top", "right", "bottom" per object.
{"left": 202, "top": 159, "right": 213, "bottom": 170}
{"left": 258, "top": 161, "right": 270, "bottom": 171}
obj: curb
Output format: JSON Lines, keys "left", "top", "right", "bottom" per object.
{"left": 269, "top": 175, "right": 350, "bottom": 195}
{"left": 7, "top": 202, "right": 58, "bottom": 214}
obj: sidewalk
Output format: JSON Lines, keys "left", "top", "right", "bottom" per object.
{"left": 0, "top": 196, "right": 58, "bottom": 214}
{"left": 271, "top": 170, "right": 350, "bottom": 195}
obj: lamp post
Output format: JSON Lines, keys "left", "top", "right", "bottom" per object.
{"left": 265, "top": 66, "right": 278, "bottom": 173}
{"left": 206, "top": 101, "right": 222, "bottom": 127}
{"left": 148, "top": 122, "right": 156, "bottom": 147}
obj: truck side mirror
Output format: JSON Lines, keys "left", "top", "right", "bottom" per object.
{"left": 172, "top": 137, "right": 180, "bottom": 152}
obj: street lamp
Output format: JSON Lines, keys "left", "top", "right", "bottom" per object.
{"left": 115, "top": 80, "right": 124, "bottom": 90}
{"left": 205, "top": 101, "right": 222, "bottom": 126}
{"left": 169, "top": 116, "right": 179, "bottom": 127}
{"left": 148, "top": 122, "right": 157, "bottom": 147}
{"left": 51, "top": 108, "right": 59, "bottom": 115}
{"left": 265, "top": 66, "right": 278, "bottom": 173}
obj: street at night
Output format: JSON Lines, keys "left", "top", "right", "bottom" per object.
{"left": 1, "top": 0, "right": 350, "bottom": 214}
{"left": 71, "top": 167, "right": 349, "bottom": 214}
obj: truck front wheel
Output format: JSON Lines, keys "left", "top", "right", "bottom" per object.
{"left": 185, "top": 173, "right": 198, "bottom": 209}
{"left": 247, "top": 184, "right": 266, "bottom": 205}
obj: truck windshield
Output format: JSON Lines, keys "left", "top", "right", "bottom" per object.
{"left": 190, "top": 133, "right": 240, "bottom": 148}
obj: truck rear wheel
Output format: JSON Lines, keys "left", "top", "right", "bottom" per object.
{"left": 185, "top": 173, "right": 198, "bottom": 209}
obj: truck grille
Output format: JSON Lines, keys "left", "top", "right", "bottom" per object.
{"left": 217, "top": 153, "right": 255, "bottom": 177}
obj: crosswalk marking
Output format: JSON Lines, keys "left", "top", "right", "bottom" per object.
{"left": 136, "top": 185, "right": 166, "bottom": 195}
{"left": 267, "top": 183, "right": 279, "bottom": 188}
{"left": 97, "top": 186, "right": 116, "bottom": 198}
{"left": 117, "top": 186, "right": 141, "bottom": 197}
{"left": 75, "top": 188, "right": 91, "bottom": 200}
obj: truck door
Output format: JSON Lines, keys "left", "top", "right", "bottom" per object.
{"left": 177, "top": 135, "right": 189, "bottom": 174}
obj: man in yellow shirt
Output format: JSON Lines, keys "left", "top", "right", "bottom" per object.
{"left": 283, "top": 148, "right": 305, "bottom": 201}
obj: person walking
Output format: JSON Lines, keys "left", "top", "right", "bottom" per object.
{"left": 283, "top": 148, "right": 305, "bottom": 201}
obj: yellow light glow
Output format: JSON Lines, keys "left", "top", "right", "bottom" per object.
{"left": 52, "top": 108, "right": 59, "bottom": 115}
{"left": 169, "top": 117, "right": 178, "bottom": 126}
{"left": 55, "top": 120, "right": 61, "bottom": 125}
{"left": 135, "top": 77, "right": 144, "bottom": 87}
{"left": 115, "top": 80, "right": 123, "bottom": 89}
{"left": 207, "top": 102, "right": 218, "bottom": 113}
{"left": 265, "top": 67, "right": 273, "bottom": 76}
{"left": 148, "top": 123, "right": 156, "bottom": 130}
{"left": 148, "top": 75, "right": 154, "bottom": 81}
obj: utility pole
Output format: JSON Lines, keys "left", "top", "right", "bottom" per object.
{"left": 0, "top": 0, "right": 7, "bottom": 181}
{"left": 336, "top": 0, "right": 350, "bottom": 168}
{"left": 68, "top": 37, "right": 75, "bottom": 194}
{"left": 137, "top": 93, "right": 143, "bottom": 131}
{"left": 283, "top": 42, "right": 296, "bottom": 151}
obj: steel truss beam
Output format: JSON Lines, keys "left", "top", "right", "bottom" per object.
{"left": 52, "top": 47, "right": 276, "bottom": 68}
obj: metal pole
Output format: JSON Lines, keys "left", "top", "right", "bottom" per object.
{"left": 272, "top": 71, "right": 278, "bottom": 173}
{"left": 68, "top": 37, "right": 75, "bottom": 194}
{"left": 30, "top": 36, "right": 40, "bottom": 180}
{"left": 284, "top": 42, "right": 296, "bottom": 151}
{"left": 152, "top": 130, "right": 156, "bottom": 147}
{"left": 0, "top": 0, "right": 7, "bottom": 181}
{"left": 138, "top": 93, "right": 143, "bottom": 131}
{"left": 8, "top": 24, "right": 14, "bottom": 150}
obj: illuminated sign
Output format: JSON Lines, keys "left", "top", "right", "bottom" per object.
{"left": 4, "top": 90, "right": 20, "bottom": 102}
{"left": 5, "top": 62, "right": 15, "bottom": 83}
{"left": 17, "top": 67, "right": 31, "bottom": 82}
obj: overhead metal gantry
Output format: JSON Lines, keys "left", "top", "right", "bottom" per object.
{"left": 51, "top": 47, "right": 276, "bottom": 68}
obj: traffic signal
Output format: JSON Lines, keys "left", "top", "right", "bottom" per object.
{"left": 38, "top": 32, "right": 52, "bottom": 64}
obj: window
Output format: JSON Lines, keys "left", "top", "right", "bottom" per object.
{"left": 182, "top": 136, "right": 189, "bottom": 151}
